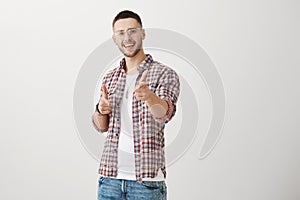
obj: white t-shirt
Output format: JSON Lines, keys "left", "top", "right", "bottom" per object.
{"left": 115, "top": 72, "right": 165, "bottom": 181}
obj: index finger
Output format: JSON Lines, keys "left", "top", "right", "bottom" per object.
{"left": 101, "top": 84, "right": 108, "bottom": 99}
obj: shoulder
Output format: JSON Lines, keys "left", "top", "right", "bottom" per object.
{"left": 102, "top": 66, "right": 120, "bottom": 81}
{"left": 150, "top": 60, "right": 178, "bottom": 77}
{"left": 150, "top": 60, "right": 179, "bottom": 82}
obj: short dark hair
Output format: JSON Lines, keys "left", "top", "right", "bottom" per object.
{"left": 112, "top": 10, "right": 142, "bottom": 28}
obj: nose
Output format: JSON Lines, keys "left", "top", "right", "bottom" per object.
{"left": 123, "top": 31, "right": 132, "bottom": 40}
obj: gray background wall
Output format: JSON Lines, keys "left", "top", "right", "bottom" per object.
{"left": 1, "top": 0, "right": 299, "bottom": 199}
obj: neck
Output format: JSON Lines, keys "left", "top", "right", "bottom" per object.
{"left": 124, "top": 49, "right": 147, "bottom": 73}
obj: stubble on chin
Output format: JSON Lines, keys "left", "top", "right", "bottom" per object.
{"left": 123, "top": 48, "right": 141, "bottom": 57}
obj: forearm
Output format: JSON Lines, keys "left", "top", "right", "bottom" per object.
{"left": 92, "top": 111, "right": 109, "bottom": 132}
{"left": 145, "top": 92, "right": 168, "bottom": 118}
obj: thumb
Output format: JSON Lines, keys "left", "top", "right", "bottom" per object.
{"left": 101, "top": 84, "right": 108, "bottom": 99}
{"left": 140, "top": 69, "right": 148, "bottom": 83}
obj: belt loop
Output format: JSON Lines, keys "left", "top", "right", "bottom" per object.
{"left": 121, "top": 179, "right": 126, "bottom": 193}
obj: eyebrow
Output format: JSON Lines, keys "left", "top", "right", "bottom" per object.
{"left": 114, "top": 27, "right": 140, "bottom": 32}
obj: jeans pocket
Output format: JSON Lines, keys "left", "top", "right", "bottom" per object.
{"left": 141, "top": 181, "right": 165, "bottom": 189}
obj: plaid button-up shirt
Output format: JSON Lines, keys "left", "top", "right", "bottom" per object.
{"left": 93, "top": 54, "right": 180, "bottom": 182}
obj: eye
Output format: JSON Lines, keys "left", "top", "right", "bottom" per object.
{"left": 116, "top": 31, "right": 125, "bottom": 37}
{"left": 129, "top": 29, "right": 137, "bottom": 34}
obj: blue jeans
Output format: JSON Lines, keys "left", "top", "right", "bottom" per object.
{"left": 97, "top": 176, "right": 167, "bottom": 200}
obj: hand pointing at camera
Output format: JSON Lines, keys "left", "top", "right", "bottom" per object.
{"left": 98, "top": 84, "right": 112, "bottom": 114}
{"left": 134, "top": 69, "right": 168, "bottom": 118}
{"left": 134, "top": 70, "right": 151, "bottom": 101}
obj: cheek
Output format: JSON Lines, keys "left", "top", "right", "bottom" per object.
{"left": 132, "top": 36, "right": 142, "bottom": 43}
{"left": 113, "top": 38, "right": 123, "bottom": 46}
{"left": 116, "top": 41, "right": 123, "bottom": 47}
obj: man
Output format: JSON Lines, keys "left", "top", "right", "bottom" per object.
{"left": 92, "top": 10, "right": 180, "bottom": 200}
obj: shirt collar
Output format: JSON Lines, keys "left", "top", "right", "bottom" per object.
{"left": 119, "top": 54, "right": 153, "bottom": 73}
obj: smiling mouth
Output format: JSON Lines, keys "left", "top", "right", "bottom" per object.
{"left": 124, "top": 44, "right": 135, "bottom": 48}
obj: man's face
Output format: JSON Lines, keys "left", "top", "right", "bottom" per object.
{"left": 112, "top": 18, "right": 145, "bottom": 57}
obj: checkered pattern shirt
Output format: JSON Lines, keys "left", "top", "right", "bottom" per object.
{"left": 93, "top": 54, "right": 180, "bottom": 182}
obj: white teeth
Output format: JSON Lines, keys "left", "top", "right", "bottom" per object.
{"left": 124, "top": 44, "right": 134, "bottom": 48}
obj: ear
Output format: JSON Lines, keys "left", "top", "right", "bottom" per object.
{"left": 141, "top": 29, "right": 146, "bottom": 40}
{"left": 112, "top": 35, "right": 117, "bottom": 45}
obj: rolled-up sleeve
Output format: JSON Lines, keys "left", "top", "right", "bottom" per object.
{"left": 154, "top": 68, "right": 180, "bottom": 123}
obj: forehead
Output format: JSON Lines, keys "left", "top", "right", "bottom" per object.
{"left": 113, "top": 18, "right": 141, "bottom": 32}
